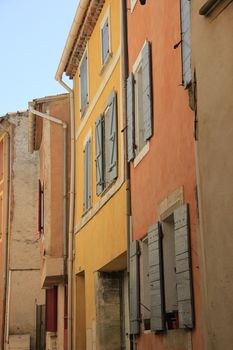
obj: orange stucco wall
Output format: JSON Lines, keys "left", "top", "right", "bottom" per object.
{"left": 127, "top": 1, "right": 203, "bottom": 349}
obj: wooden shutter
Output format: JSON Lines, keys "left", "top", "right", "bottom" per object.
{"left": 37, "top": 180, "right": 42, "bottom": 240}
{"left": 129, "top": 240, "right": 140, "bottom": 335}
{"left": 107, "top": 91, "right": 118, "bottom": 181}
{"left": 127, "top": 73, "right": 135, "bottom": 162}
{"left": 101, "top": 19, "right": 109, "bottom": 64}
{"left": 148, "top": 222, "right": 165, "bottom": 333}
{"left": 80, "top": 53, "right": 88, "bottom": 114}
{"left": 181, "top": 0, "right": 192, "bottom": 87}
{"left": 142, "top": 41, "right": 153, "bottom": 141}
{"left": 83, "top": 139, "right": 91, "bottom": 210}
{"left": 174, "top": 204, "right": 194, "bottom": 329}
{"left": 95, "top": 116, "right": 104, "bottom": 195}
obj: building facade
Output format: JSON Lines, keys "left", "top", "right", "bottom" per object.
{"left": 57, "top": 1, "right": 129, "bottom": 349}
{"left": 126, "top": 1, "right": 203, "bottom": 349}
{"left": 191, "top": 1, "right": 233, "bottom": 349}
{"left": 0, "top": 112, "right": 44, "bottom": 350}
{"left": 28, "top": 94, "right": 70, "bottom": 350}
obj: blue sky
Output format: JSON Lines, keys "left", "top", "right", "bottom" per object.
{"left": 0, "top": 0, "right": 79, "bottom": 115}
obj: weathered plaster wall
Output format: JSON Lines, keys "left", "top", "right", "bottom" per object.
{"left": 191, "top": 2, "right": 233, "bottom": 349}
{"left": 7, "top": 113, "right": 44, "bottom": 349}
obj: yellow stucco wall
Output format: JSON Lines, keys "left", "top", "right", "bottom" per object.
{"left": 73, "top": 0, "right": 126, "bottom": 337}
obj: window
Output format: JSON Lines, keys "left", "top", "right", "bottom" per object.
{"left": 180, "top": 0, "right": 191, "bottom": 87}
{"left": 79, "top": 50, "right": 89, "bottom": 116}
{"left": 95, "top": 91, "right": 118, "bottom": 195}
{"left": 129, "top": 204, "right": 194, "bottom": 335}
{"left": 83, "top": 136, "right": 92, "bottom": 211}
{"left": 101, "top": 9, "right": 111, "bottom": 66}
{"left": 127, "top": 41, "right": 152, "bottom": 162}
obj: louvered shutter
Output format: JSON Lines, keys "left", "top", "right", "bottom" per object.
{"left": 107, "top": 91, "right": 118, "bottom": 181}
{"left": 83, "top": 140, "right": 91, "bottom": 210}
{"left": 87, "top": 139, "right": 92, "bottom": 208}
{"left": 174, "top": 204, "right": 194, "bottom": 329}
{"left": 181, "top": 0, "right": 192, "bottom": 87}
{"left": 142, "top": 41, "right": 152, "bottom": 141}
{"left": 37, "top": 180, "right": 42, "bottom": 240}
{"left": 95, "top": 116, "right": 104, "bottom": 195}
{"left": 127, "top": 73, "right": 135, "bottom": 162}
{"left": 101, "top": 19, "right": 109, "bottom": 64}
{"left": 80, "top": 53, "right": 88, "bottom": 114}
{"left": 148, "top": 222, "right": 165, "bottom": 333}
{"left": 129, "top": 240, "right": 140, "bottom": 335}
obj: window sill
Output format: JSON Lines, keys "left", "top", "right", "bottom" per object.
{"left": 99, "top": 178, "right": 116, "bottom": 197}
{"left": 99, "top": 52, "right": 113, "bottom": 76}
{"left": 133, "top": 142, "right": 149, "bottom": 168}
{"left": 82, "top": 206, "right": 92, "bottom": 217}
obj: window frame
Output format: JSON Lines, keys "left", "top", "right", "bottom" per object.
{"left": 100, "top": 6, "right": 111, "bottom": 68}
{"left": 79, "top": 46, "right": 89, "bottom": 118}
{"left": 132, "top": 42, "right": 150, "bottom": 167}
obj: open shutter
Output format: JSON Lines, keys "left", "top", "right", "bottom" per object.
{"left": 127, "top": 73, "right": 135, "bottom": 162}
{"left": 83, "top": 142, "right": 89, "bottom": 210}
{"left": 129, "top": 240, "right": 140, "bottom": 335}
{"left": 142, "top": 41, "right": 152, "bottom": 141}
{"left": 95, "top": 116, "right": 104, "bottom": 195}
{"left": 107, "top": 91, "right": 118, "bottom": 181}
{"left": 87, "top": 139, "right": 92, "bottom": 208}
{"left": 101, "top": 19, "right": 109, "bottom": 64}
{"left": 148, "top": 222, "right": 165, "bottom": 333}
{"left": 174, "top": 204, "right": 194, "bottom": 329}
{"left": 80, "top": 53, "right": 88, "bottom": 114}
{"left": 181, "top": 0, "right": 191, "bottom": 87}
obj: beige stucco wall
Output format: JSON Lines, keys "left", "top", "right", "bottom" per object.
{"left": 6, "top": 113, "right": 45, "bottom": 349}
{"left": 191, "top": 2, "right": 233, "bottom": 349}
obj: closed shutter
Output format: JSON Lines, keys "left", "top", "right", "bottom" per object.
{"left": 127, "top": 73, "right": 135, "bottom": 162}
{"left": 83, "top": 139, "right": 91, "bottom": 210}
{"left": 174, "top": 204, "right": 194, "bottom": 329}
{"left": 37, "top": 180, "right": 42, "bottom": 240}
{"left": 95, "top": 116, "right": 104, "bottom": 195}
{"left": 80, "top": 53, "right": 88, "bottom": 114}
{"left": 148, "top": 222, "right": 165, "bottom": 333}
{"left": 101, "top": 19, "right": 109, "bottom": 64}
{"left": 129, "top": 240, "right": 140, "bottom": 335}
{"left": 181, "top": 0, "right": 192, "bottom": 87}
{"left": 107, "top": 91, "right": 118, "bottom": 181}
{"left": 142, "top": 41, "right": 153, "bottom": 141}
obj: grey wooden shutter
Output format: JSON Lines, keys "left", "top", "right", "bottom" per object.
{"left": 83, "top": 139, "right": 92, "bottom": 210}
{"left": 174, "top": 204, "right": 194, "bottom": 329}
{"left": 127, "top": 73, "right": 135, "bottom": 162}
{"left": 181, "top": 0, "right": 191, "bottom": 87}
{"left": 148, "top": 222, "right": 165, "bottom": 333}
{"left": 101, "top": 19, "right": 109, "bottom": 64}
{"left": 107, "top": 91, "right": 118, "bottom": 181}
{"left": 80, "top": 53, "right": 88, "bottom": 114}
{"left": 83, "top": 142, "right": 89, "bottom": 210}
{"left": 129, "top": 240, "right": 140, "bottom": 335}
{"left": 95, "top": 116, "right": 104, "bottom": 195}
{"left": 87, "top": 139, "right": 92, "bottom": 208}
{"left": 142, "top": 41, "right": 152, "bottom": 141}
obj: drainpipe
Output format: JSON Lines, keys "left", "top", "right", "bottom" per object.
{"left": 28, "top": 105, "right": 68, "bottom": 271}
{"left": 55, "top": 78, "right": 75, "bottom": 350}
{"left": 121, "top": 1, "right": 136, "bottom": 350}
{"left": 0, "top": 124, "right": 11, "bottom": 349}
